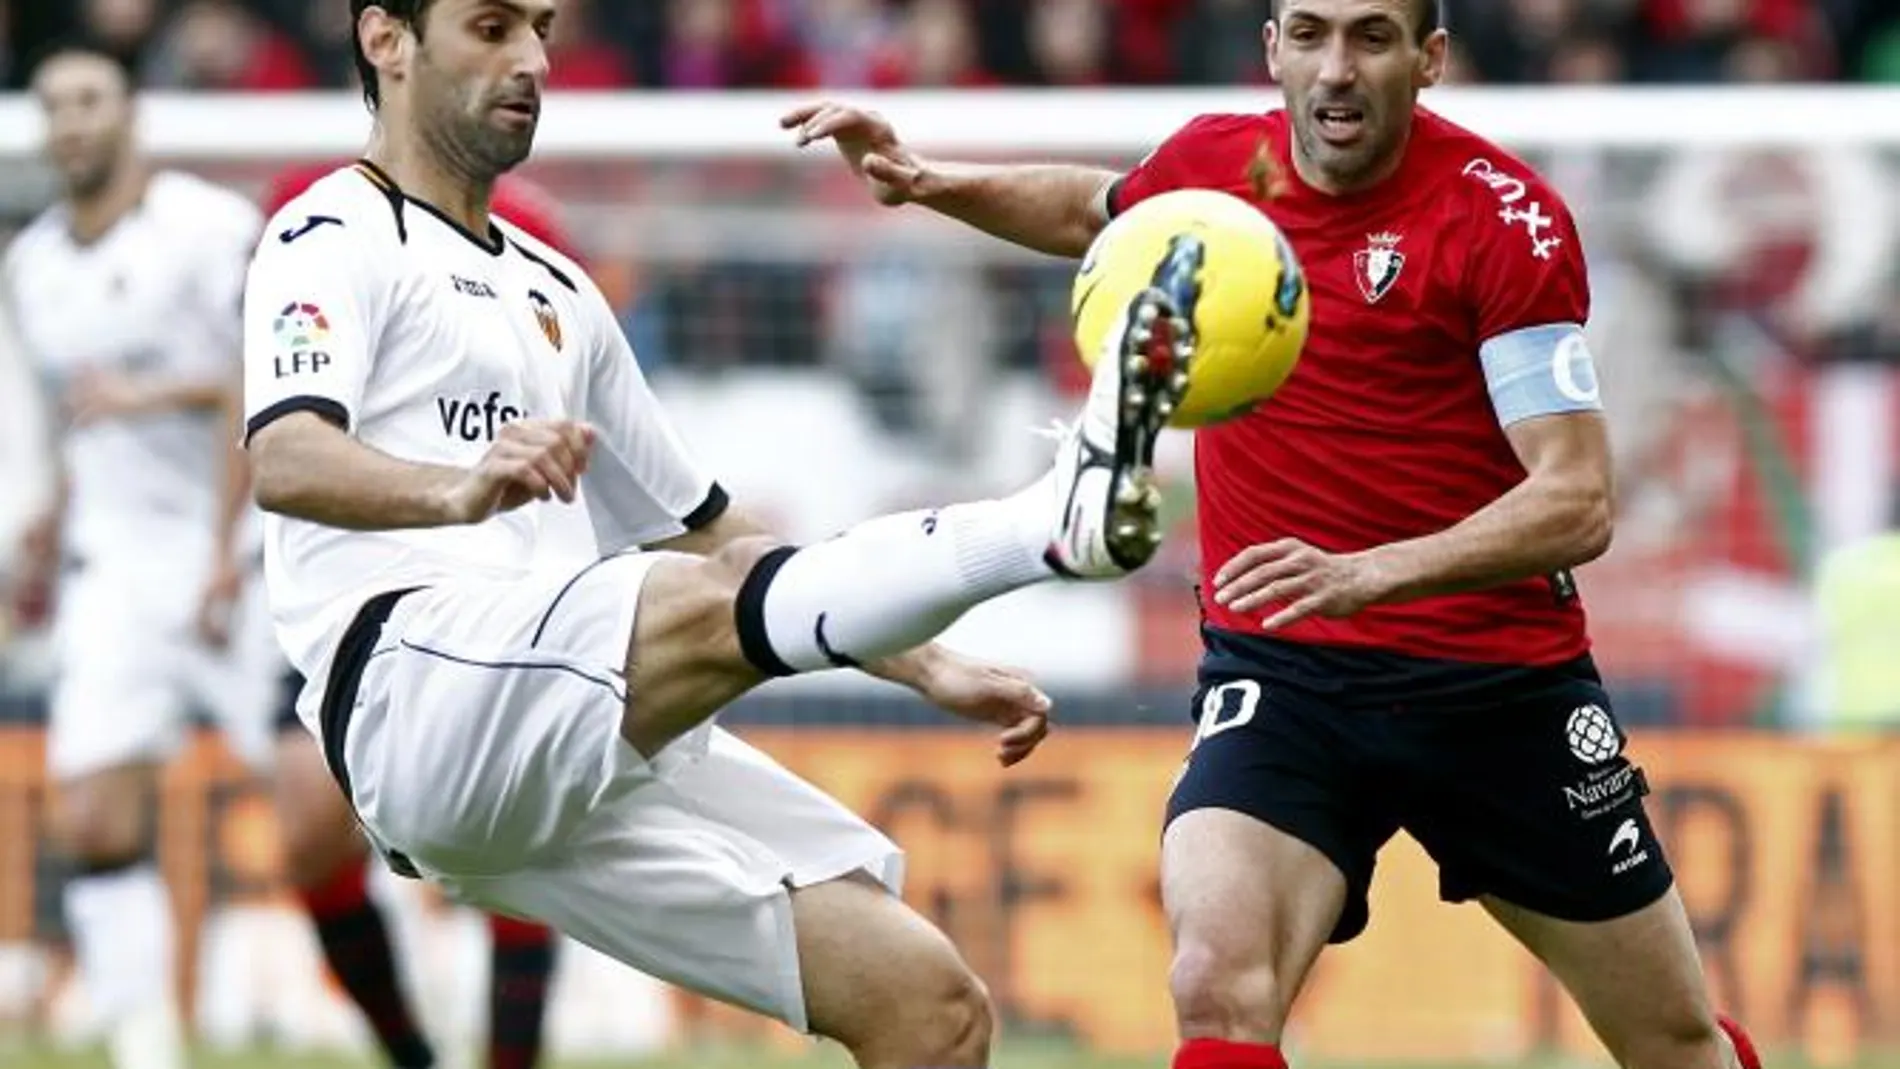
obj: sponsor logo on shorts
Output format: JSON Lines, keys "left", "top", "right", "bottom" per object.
{"left": 1566, "top": 704, "right": 1621, "bottom": 764}
{"left": 1563, "top": 762, "right": 1642, "bottom": 820}
{"left": 1607, "top": 817, "right": 1650, "bottom": 875}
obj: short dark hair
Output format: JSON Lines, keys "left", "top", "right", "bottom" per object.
{"left": 350, "top": 0, "right": 440, "bottom": 111}
{"left": 1272, "top": 0, "right": 1442, "bottom": 45}
{"left": 24, "top": 37, "right": 135, "bottom": 91}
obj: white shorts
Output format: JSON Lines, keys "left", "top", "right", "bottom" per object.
{"left": 339, "top": 552, "right": 903, "bottom": 1032}
{"left": 49, "top": 558, "right": 283, "bottom": 779}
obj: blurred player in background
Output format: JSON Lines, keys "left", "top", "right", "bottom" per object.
{"left": 790, "top": 1, "right": 1766, "bottom": 1068}
{"left": 240, "top": 1, "right": 1193, "bottom": 1065}
{"left": 201, "top": 162, "right": 574, "bottom": 1069}
{"left": 2, "top": 42, "right": 278, "bottom": 1069}
{"left": 0, "top": 285, "right": 55, "bottom": 625}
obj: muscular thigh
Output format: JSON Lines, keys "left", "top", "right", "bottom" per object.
{"left": 1166, "top": 672, "right": 1400, "bottom": 944}
{"left": 1392, "top": 670, "right": 1675, "bottom": 924}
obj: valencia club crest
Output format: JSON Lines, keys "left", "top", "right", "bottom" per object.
{"left": 1353, "top": 232, "right": 1405, "bottom": 304}
{"left": 528, "top": 289, "right": 563, "bottom": 351}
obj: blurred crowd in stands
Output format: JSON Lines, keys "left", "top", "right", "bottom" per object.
{"left": 4, "top": 0, "right": 1900, "bottom": 92}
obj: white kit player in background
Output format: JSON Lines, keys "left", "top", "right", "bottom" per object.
{"left": 2, "top": 45, "right": 283, "bottom": 1069}
{"left": 241, "top": 2, "right": 1195, "bottom": 1066}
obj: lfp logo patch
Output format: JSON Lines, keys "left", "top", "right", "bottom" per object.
{"left": 271, "top": 302, "right": 334, "bottom": 380}
{"left": 274, "top": 302, "right": 331, "bottom": 349}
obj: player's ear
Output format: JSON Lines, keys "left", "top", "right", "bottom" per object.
{"left": 1416, "top": 27, "right": 1449, "bottom": 89}
{"left": 358, "top": 6, "right": 410, "bottom": 95}
{"left": 1263, "top": 19, "right": 1282, "bottom": 82}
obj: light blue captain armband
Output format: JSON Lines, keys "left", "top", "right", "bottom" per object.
{"left": 1479, "top": 322, "right": 1603, "bottom": 428}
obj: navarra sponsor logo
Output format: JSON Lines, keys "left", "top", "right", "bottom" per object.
{"left": 1563, "top": 761, "right": 1647, "bottom": 821}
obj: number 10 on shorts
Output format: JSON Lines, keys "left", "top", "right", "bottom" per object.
{"left": 1193, "top": 680, "right": 1262, "bottom": 747}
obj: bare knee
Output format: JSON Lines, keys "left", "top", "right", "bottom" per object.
{"left": 1161, "top": 810, "right": 1344, "bottom": 1045}
{"left": 904, "top": 960, "right": 994, "bottom": 1068}
{"left": 795, "top": 876, "right": 994, "bottom": 1068}
{"left": 51, "top": 767, "right": 152, "bottom": 863}
{"left": 1170, "top": 936, "right": 1288, "bottom": 1043}
{"left": 1612, "top": 1010, "right": 1729, "bottom": 1069}
{"left": 846, "top": 951, "right": 993, "bottom": 1069}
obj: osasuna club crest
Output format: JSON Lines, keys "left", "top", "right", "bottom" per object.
{"left": 1353, "top": 231, "right": 1405, "bottom": 303}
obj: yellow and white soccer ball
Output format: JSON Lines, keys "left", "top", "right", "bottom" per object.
{"left": 1071, "top": 188, "right": 1310, "bottom": 427}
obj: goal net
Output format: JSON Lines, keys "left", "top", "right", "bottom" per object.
{"left": 0, "top": 85, "right": 1898, "bottom": 1063}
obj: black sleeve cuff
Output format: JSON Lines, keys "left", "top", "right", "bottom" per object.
{"left": 681, "top": 482, "right": 730, "bottom": 531}
{"left": 246, "top": 395, "right": 350, "bottom": 444}
{"left": 1102, "top": 176, "right": 1128, "bottom": 220}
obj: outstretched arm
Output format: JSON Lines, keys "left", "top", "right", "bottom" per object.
{"left": 784, "top": 101, "right": 1114, "bottom": 258}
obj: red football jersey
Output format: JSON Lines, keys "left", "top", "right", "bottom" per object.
{"left": 1112, "top": 108, "right": 1593, "bottom": 666}
{"left": 261, "top": 162, "right": 580, "bottom": 261}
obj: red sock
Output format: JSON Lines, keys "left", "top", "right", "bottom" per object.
{"left": 1174, "top": 1037, "right": 1288, "bottom": 1069}
{"left": 1717, "top": 1015, "right": 1761, "bottom": 1069}
{"left": 297, "top": 850, "right": 371, "bottom": 915}
{"left": 487, "top": 914, "right": 555, "bottom": 1069}
{"left": 297, "top": 855, "right": 436, "bottom": 1069}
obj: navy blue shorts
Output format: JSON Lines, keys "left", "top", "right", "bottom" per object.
{"left": 1166, "top": 628, "right": 1674, "bottom": 944}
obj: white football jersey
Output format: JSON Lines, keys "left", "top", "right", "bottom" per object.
{"left": 3, "top": 171, "right": 261, "bottom": 566}
{"left": 242, "top": 163, "right": 724, "bottom": 685}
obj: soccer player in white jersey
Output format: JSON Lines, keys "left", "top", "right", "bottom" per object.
{"left": 2, "top": 44, "right": 282, "bottom": 1069}
{"left": 242, "top": 2, "right": 1194, "bottom": 1065}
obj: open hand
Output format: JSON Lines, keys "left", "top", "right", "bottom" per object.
{"left": 917, "top": 651, "right": 1053, "bottom": 767}
{"left": 442, "top": 419, "right": 596, "bottom": 525}
{"left": 1213, "top": 538, "right": 1390, "bottom": 632}
{"left": 781, "top": 101, "right": 932, "bottom": 206}
{"left": 196, "top": 555, "right": 246, "bottom": 647}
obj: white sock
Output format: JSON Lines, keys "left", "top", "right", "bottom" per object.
{"left": 65, "top": 864, "right": 186, "bottom": 1069}
{"left": 739, "top": 484, "right": 1054, "bottom": 674}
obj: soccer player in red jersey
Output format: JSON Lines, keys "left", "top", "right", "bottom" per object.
{"left": 787, "top": 2, "right": 1763, "bottom": 1067}
{"left": 197, "top": 162, "right": 573, "bottom": 1069}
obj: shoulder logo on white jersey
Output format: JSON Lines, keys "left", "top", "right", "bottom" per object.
{"left": 270, "top": 301, "right": 333, "bottom": 379}
{"left": 529, "top": 290, "right": 563, "bottom": 352}
{"left": 1462, "top": 158, "right": 1564, "bottom": 262}
{"left": 1352, "top": 232, "right": 1405, "bottom": 304}
{"left": 278, "top": 215, "right": 344, "bottom": 244}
